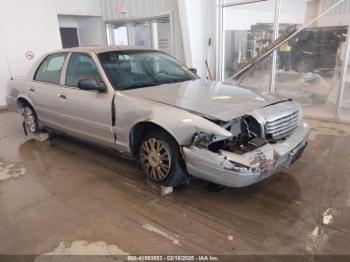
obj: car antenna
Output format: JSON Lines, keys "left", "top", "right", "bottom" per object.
{"left": 0, "top": 38, "right": 14, "bottom": 80}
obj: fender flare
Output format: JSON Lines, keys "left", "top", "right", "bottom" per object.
{"left": 16, "top": 94, "right": 36, "bottom": 114}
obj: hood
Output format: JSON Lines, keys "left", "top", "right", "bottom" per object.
{"left": 122, "top": 79, "right": 285, "bottom": 121}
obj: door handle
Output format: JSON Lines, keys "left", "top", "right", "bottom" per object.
{"left": 29, "top": 88, "right": 35, "bottom": 92}
{"left": 58, "top": 94, "right": 67, "bottom": 99}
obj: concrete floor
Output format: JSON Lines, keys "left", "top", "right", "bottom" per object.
{"left": 1, "top": 110, "right": 350, "bottom": 256}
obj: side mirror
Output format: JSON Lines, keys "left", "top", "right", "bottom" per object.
{"left": 78, "top": 78, "right": 106, "bottom": 92}
{"left": 189, "top": 68, "right": 198, "bottom": 75}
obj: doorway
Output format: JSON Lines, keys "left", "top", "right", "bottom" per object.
{"left": 60, "top": 28, "right": 79, "bottom": 48}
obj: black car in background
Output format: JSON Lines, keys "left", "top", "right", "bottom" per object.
{"left": 291, "top": 26, "right": 347, "bottom": 73}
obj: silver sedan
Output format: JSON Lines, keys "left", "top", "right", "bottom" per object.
{"left": 6, "top": 46, "right": 310, "bottom": 188}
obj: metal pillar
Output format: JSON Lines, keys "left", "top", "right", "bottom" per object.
{"left": 270, "top": 0, "right": 281, "bottom": 93}
{"left": 216, "top": 0, "right": 225, "bottom": 81}
{"left": 336, "top": 26, "right": 350, "bottom": 120}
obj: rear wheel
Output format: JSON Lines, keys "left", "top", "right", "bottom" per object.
{"left": 139, "top": 130, "right": 188, "bottom": 187}
{"left": 23, "top": 106, "right": 39, "bottom": 134}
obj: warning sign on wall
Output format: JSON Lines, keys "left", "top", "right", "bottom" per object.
{"left": 25, "top": 51, "right": 34, "bottom": 60}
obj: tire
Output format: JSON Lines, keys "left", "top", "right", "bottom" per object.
{"left": 295, "top": 57, "right": 313, "bottom": 73}
{"left": 138, "top": 129, "right": 188, "bottom": 187}
{"left": 22, "top": 106, "right": 39, "bottom": 134}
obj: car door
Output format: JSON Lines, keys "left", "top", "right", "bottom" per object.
{"left": 29, "top": 52, "right": 68, "bottom": 129}
{"left": 56, "top": 52, "right": 115, "bottom": 147}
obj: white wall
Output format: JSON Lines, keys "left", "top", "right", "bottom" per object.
{"left": 178, "top": 0, "right": 217, "bottom": 78}
{"left": 58, "top": 15, "right": 79, "bottom": 28}
{"left": 0, "top": 0, "right": 62, "bottom": 79}
{"left": 0, "top": 42, "right": 11, "bottom": 107}
{"left": 54, "top": 0, "right": 102, "bottom": 17}
{"left": 280, "top": 0, "right": 306, "bottom": 25}
{"left": 317, "top": 1, "right": 350, "bottom": 28}
{"left": 0, "top": 0, "right": 103, "bottom": 107}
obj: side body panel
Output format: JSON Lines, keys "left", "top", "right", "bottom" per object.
{"left": 28, "top": 81, "right": 66, "bottom": 130}
{"left": 54, "top": 52, "right": 116, "bottom": 147}
{"left": 112, "top": 93, "right": 233, "bottom": 154}
{"left": 56, "top": 87, "right": 115, "bottom": 147}
{"left": 6, "top": 78, "right": 31, "bottom": 111}
{"left": 7, "top": 51, "right": 116, "bottom": 148}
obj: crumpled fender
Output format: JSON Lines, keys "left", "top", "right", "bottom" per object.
{"left": 113, "top": 92, "right": 233, "bottom": 152}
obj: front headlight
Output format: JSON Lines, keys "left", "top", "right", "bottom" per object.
{"left": 193, "top": 133, "right": 215, "bottom": 148}
{"left": 193, "top": 132, "right": 228, "bottom": 152}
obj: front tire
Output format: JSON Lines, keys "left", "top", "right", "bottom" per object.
{"left": 295, "top": 57, "right": 313, "bottom": 73}
{"left": 23, "top": 106, "right": 39, "bottom": 134}
{"left": 139, "top": 130, "right": 188, "bottom": 187}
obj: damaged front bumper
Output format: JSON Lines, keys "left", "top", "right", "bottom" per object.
{"left": 183, "top": 122, "right": 310, "bottom": 188}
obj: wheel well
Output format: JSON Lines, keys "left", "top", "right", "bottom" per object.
{"left": 16, "top": 97, "right": 34, "bottom": 114}
{"left": 130, "top": 122, "right": 178, "bottom": 156}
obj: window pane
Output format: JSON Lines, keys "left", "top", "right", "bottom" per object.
{"left": 66, "top": 53, "right": 101, "bottom": 87}
{"left": 113, "top": 26, "right": 128, "bottom": 45}
{"left": 35, "top": 53, "right": 67, "bottom": 84}
{"left": 237, "top": 53, "right": 275, "bottom": 91}
{"left": 276, "top": 0, "right": 347, "bottom": 120}
{"left": 132, "top": 22, "right": 151, "bottom": 48}
{"left": 222, "top": 0, "right": 275, "bottom": 91}
{"left": 153, "top": 17, "right": 172, "bottom": 54}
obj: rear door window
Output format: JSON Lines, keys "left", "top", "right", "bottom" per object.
{"left": 34, "top": 53, "right": 67, "bottom": 84}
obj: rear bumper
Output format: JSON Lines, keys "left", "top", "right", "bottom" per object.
{"left": 183, "top": 122, "right": 310, "bottom": 188}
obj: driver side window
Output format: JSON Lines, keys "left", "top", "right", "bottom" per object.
{"left": 66, "top": 53, "right": 101, "bottom": 87}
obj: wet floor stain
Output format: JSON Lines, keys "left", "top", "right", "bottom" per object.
{"left": 1, "top": 112, "right": 350, "bottom": 255}
{"left": 142, "top": 224, "right": 182, "bottom": 246}
{"left": 309, "top": 123, "right": 350, "bottom": 140}
{"left": 44, "top": 241, "right": 128, "bottom": 255}
{"left": 304, "top": 226, "right": 329, "bottom": 253}
{"left": 0, "top": 160, "right": 26, "bottom": 181}
{"left": 33, "top": 241, "right": 128, "bottom": 262}
{"left": 323, "top": 208, "right": 335, "bottom": 225}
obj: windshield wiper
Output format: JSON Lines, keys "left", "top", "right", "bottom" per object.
{"left": 123, "top": 82, "right": 163, "bottom": 90}
{"left": 122, "top": 78, "right": 194, "bottom": 90}
{"left": 164, "top": 78, "right": 193, "bottom": 84}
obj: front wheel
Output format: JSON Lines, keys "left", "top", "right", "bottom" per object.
{"left": 139, "top": 130, "right": 188, "bottom": 187}
{"left": 23, "top": 106, "right": 39, "bottom": 134}
{"left": 295, "top": 57, "right": 313, "bottom": 73}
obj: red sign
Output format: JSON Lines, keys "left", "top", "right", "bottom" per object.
{"left": 117, "top": 3, "right": 127, "bottom": 14}
{"left": 25, "top": 51, "right": 34, "bottom": 60}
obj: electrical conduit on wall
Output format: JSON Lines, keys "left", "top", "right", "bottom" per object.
{"left": 0, "top": 23, "right": 12, "bottom": 108}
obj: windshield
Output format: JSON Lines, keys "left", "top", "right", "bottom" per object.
{"left": 98, "top": 50, "right": 199, "bottom": 90}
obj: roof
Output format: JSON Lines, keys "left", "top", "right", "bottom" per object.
{"left": 55, "top": 45, "right": 158, "bottom": 54}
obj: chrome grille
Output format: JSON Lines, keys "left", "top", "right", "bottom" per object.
{"left": 265, "top": 110, "right": 299, "bottom": 141}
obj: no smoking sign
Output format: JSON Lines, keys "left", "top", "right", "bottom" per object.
{"left": 25, "top": 50, "right": 34, "bottom": 60}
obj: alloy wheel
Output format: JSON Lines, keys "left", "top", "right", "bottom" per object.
{"left": 23, "top": 107, "right": 37, "bottom": 133}
{"left": 140, "top": 138, "right": 172, "bottom": 182}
